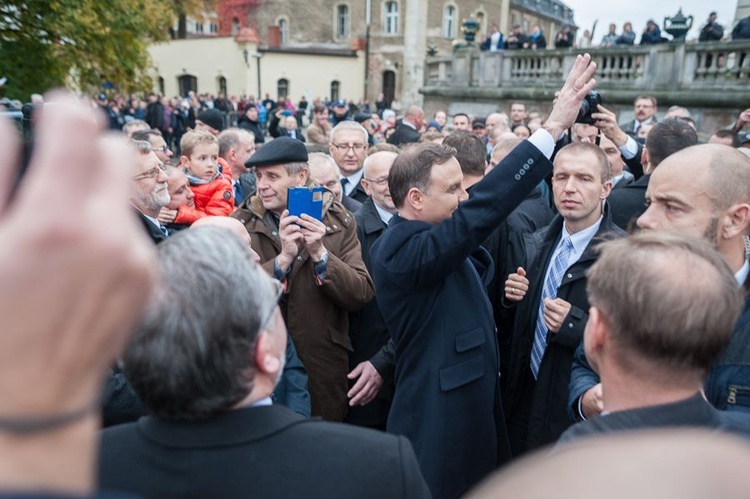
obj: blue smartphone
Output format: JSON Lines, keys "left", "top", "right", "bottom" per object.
{"left": 287, "top": 186, "right": 324, "bottom": 221}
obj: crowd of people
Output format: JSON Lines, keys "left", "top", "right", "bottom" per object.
{"left": 480, "top": 11, "right": 750, "bottom": 51}
{"left": 2, "top": 52, "right": 750, "bottom": 499}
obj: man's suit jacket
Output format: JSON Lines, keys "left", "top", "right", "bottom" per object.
{"left": 558, "top": 394, "right": 750, "bottom": 445}
{"left": 370, "top": 140, "right": 552, "bottom": 499}
{"left": 345, "top": 177, "right": 369, "bottom": 204}
{"left": 607, "top": 174, "right": 649, "bottom": 230}
{"left": 505, "top": 206, "right": 625, "bottom": 452}
{"left": 346, "top": 198, "right": 392, "bottom": 429}
{"left": 137, "top": 212, "right": 168, "bottom": 244}
{"left": 98, "top": 404, "right": 430, "bottom": 499}
{"left": 619, "top": 117, "right": 657, "bottom": 137}
{"left": 387, "top": 123, "right": 421, "bottom": 146}
{"left": 342, "top": 193, "right": 363, "bottom": 213}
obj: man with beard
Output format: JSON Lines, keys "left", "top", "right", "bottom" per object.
{"left": 130, "top": 140, "right": 171, "bottom": 243}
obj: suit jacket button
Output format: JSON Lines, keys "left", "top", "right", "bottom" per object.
{"left": 567, "top": 273, "right": 572, "bottom": 278}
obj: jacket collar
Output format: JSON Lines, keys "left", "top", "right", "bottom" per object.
{"left": 359, "top": 198, "right": 389, "bottom": 235}
{"left": 541, "top": 201, "right": 621, "bottom": 264}
{"left": 137, "top": 404, "right": 310, "bottom": 448}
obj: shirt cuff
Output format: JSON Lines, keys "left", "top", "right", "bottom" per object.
{"left": 528, "top": 128, "right": 556, "bottom": 159}
{"left": 577, "top": 395, "right": 587, "bottom": 422}
{"left": 313, "top": 251, "right": 329, "bottom": 283}
{"left": 619, "top": 136, "right": 639, "bottom": 160}
{"left": 273, "top": 258, "right": 291, "bottom": 282}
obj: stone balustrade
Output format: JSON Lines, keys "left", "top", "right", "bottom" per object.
{"left": 424, "top": 41, "right": 750, "bottom": 108}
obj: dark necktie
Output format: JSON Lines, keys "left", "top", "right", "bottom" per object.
{"left": 234, "top": 180, "right": 245, "bottom": 206}
{"left": 340, "top": 177, "right": 349, "bottom": 196}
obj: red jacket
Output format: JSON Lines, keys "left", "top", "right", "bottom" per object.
{"left": 174, "top": 173, "right": 234, "bottom": 224}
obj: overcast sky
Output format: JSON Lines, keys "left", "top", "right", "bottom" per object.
{"left": 564, "top": 0, "right": 738, "bottom": 42}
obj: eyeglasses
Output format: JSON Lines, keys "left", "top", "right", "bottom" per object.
{"left": 151, "top": 145, "right": 171, "bottom": 153}
{"left": 331, "top": 143, "right": 367, "bottom": 153}
{"left": 260, "top": 278, "right": 285, "bottom": 330}
{"left": 132, "top": 164, "right": 166, "bottom": 181}
{"left": 364, "top": 177, "right": 389, "bottom": 186}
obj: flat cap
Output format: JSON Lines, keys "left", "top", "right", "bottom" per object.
{"left": 245, "top": 136, "right": 308, "bottom": 167}
{"left": 197, "top": 108, "right": 225, "bottom": 132}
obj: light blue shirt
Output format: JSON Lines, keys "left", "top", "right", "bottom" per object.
{"left": 542, "top": 215, "right": 603, "bottom": 289}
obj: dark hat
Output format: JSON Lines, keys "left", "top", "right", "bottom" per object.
{"left": 427, "top": 120, "right": 442, "bottom": 132}
{"left": 472, "top": 118, "right": 486, "bottom": 129}
{"left": 245, "top": 136, "right": 308, "bottom": 168}
{"left": 333, "top": 99, "right": 347, "bottom": 107}
{"left": 354, "top": 112, "right": 372, "bottom": 123}
{"left": 197, "top": 108, "right": 225, "bottom": 132}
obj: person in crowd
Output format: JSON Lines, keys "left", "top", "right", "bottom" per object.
{"left": 330, "top": 99, "right": 352, "bottom": 125}
{"left": 218, "top": 128, "right": 256, "bottom": 206}
{"left": 131, "top": 128, "right": 174, "bottom": 165}
{"left": 620, "top": 95, "right": 658, "bottom": 136}
{"left": 569, "top": 144, "right": 750, "bottom": 421}
{"left": 578, "top": 29, "right": 592, "bottom": 48}
{"left": 281, "top": 115, "right": 305, "bottom": 142}
{"left": 98, "top": 227, "right": 429, "bottom": 499}
{"left": 600, "top": 23, "right": 619, "bottom": 47}
{"left": 237, "top": 104, "right": 265, "bottom": 144}
{"left": 503, "top": 142, "right": 624, "bottom": 455}
{"left": 699, "top": 11, "right": 725, "bottom": 42}
{"left": 733, "top": 15, "right": 750, "bottom": 40}
{"left": 524, "top": 25, "right": 547, "bottom": 49}
{"left": 434, "top": 110, "right": 448, "bottom": 129}
{"left": 452, "top": 112, "right": 472, "bottom": 131}
{"left": 130, "top": 139, "right": 172, "bottom": 243}
{"left": 505, "top": 25, "right": 527, "bottom": 49}
{"left": 159, "top": 165, "right": 194, "bottom": 233}
{"left": 195, "top": 108, "right": 226, "bottom": 136}
{"left": 308, "top": 152, "right": 362, "bottom": 213}
{"left": 472, "top": 118, "right": 487, "bottom": 140}
{"left": 510, "top": 102, "right": 528, "bottom": 127}
{"left": 122, "top": 119, "right": 150, "bottom": 137}
{"left": 616, "top": 22, "right": 636, "bottom": 44}
{"left": 232, "top": 137, "right": 374, "bottom": 422}
{"left": 346, "top": 151, "right": 400, "bottom": 430}
{"left": 513, "top": 124, "right": 531, "bottom": 140}
{"left": 710, "top": 129, "right": 740, "bottom": 147}
{"left": 555, "top": 24, "right": 575, "bottom": 48}
{"left": 307, "top": 104, "right": 334, "bottom": 146}
{"left": 561, "top": 232, "right": 750, "bottom": 444}
{"left": 640, "top": 19, "right": 668, "bottom": 45}
{"left": 368, "top": 54, "right": 597, "bottom": 499}
{"left": 387, "top": 105, "right": 424, "bottom": 145}
{"left": 176, "top": 130, "right": 234, "bottom": 221}
{"left": 483, "top": 23, "right": 505, "bottom": 51}
{"left": 606, "top": 119, "right": 698, "bottom": 230}
{"left": 330, "top": 121, "right": 371, "bottom": 204}
{"left": 0, "top": 92, "right": 157, "bottom": 496}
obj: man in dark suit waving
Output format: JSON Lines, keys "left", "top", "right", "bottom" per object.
{"left": 98, "top": 227, "right": 430, "bottom": 499}
{"left": 369, "top": 54, "right": 598, "bottom": 499}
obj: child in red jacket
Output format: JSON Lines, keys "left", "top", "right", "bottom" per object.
{"left": 173, "top": 130, "right": 234, "bottom": 224}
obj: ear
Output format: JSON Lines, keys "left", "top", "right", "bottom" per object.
{"left": 179, "top": 155, "right": 189, "bottom": 167}
{"left": 583, "top": 306, "right": 609, "bottom": 373}
{"left": 720, "top": 203, "right": 750, "bottom": 240}
{"left": 361, "top": 178, "right": 373, "bottom": 197}
{"left": 601, "top": 179, "right": 613, "bottom": 200}
{"left": 253, "top": 331, "right": 282, "bottom": 376}
{"left": 298, "top": 168, "right": 309, "bottom": 185}
{"left": 641, "top": 147, "right": 652, "bottom": 174}
{"left": 405, "top": 187, "right": 424, "bottom": 211}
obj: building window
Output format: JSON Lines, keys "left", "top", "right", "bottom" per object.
{"left": 278, "top": 18, "right": 289, "bottom": 45}
{"left": 178, "top": 75, "right": 197, "bottom": 96}
{"left": 195, "top": 21, "right": 204, "bottom": 34}
{"left": 158, "top": 77, "right": 165, "bottom": 96}
{"left": 384, "top": 1, "right": 399, "bottom": 35}
{"left": 336, "top": 4, "right": 350, "bottom": 38}
{"left": 443, "top": 5, "right": 457, "bottom": 39}
{"left": 209, "top": 22, "right": 218, "bottom": 34}
{"left": 330, "top": 80, "right": 340, "bottom": 101}
{"left": 218, "top": 76, "right": 227, "bottom": 96}
{"left": 277, "top": 78, "right": 289, "bottom": 100}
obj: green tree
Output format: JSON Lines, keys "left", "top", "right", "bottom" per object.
{"left": 0, "top": 0, "right": 210, "bottom": 100}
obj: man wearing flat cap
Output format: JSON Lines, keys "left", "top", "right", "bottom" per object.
{"left": 232, "top": 137, "right": 375, "bottom": 422}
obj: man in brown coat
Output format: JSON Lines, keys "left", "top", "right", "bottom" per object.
{"left": 232, "top": 137, "right": 374, "bottom": 421}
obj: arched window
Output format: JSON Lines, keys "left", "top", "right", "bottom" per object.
{"left": 158, "top": 77, "right": 165, "bottom": 96}
{"left": 336, "top": 4, "right": 350, "bottom": 38}
{"left": 195, "top": 21, "right": 204, "bottom": 34}
{"left": 382, "top": 70, "right": 396, "bottom": 106}
{"left": 278, "top": 18, "right": 289, "bottom": 45}
{"left": 178, "top": 75, "right": 197, "bottom": 97}
{"left": 277, "top": 78, "right": 289, "bottom": 100}
{"left": 384, "top": 1, "right": 399, "bottom": 35}
{"left": 218, "top": 76, "right": 227, "bottom": 96}
{"left": 443, "top": 5, "right": 457, "bottom": 39}
{"left": 330, "top": 80, "right": 340, "bottom": 101}
{"left": 231, "top": 17, "right": 240, "bottom": 35}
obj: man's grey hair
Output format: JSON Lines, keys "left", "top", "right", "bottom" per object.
{"left": 330, "top": 120, "right": 369, "bottom": 144}
{"left": 308, "top": 152, "right": 341, "bottom": 176}
{"left": 218, "top": 127, "right": 255, "bottom": 159}
{"left": 122, "top": 227, "right": 279, "bottom": 421}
